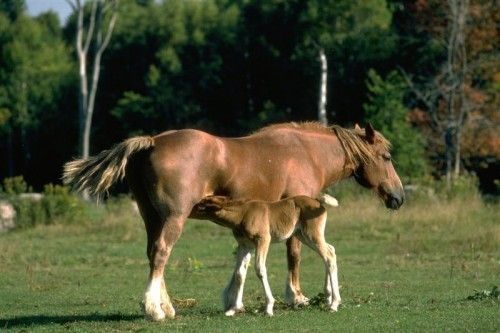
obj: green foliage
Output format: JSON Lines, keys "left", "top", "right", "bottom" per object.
{"left": 1, "top": 175, "right": 31, "bottom": 194}
{"left": 41, "top": 184, "right": 86, "bottom": 225}
{"left": 421, "top": 173, "right": 481, "bottom": 201}
{"left": 466, "top": 286, "right": 499, "bottom": 301}
{"left": 0, "top": 177, "right": 86, "bottom": 229}
{"left": 110, "top": 91, "right": 154, "bottom": 136}
{"left": 364, "top": 69, "right": 428, "bottom": 182}
{"left": 0, "top": 14, "right": 72, "bottom": 130}
{"left": 0, "top": 0, "right": 24, "bottom": 21}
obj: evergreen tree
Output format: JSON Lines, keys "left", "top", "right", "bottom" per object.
{"left": 364, "top": 69, "right": 428, "bottom": 181}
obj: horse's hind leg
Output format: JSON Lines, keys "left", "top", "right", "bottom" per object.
{"left": 142, "top": 212, "right": 186, "bottom": 320}
{"left": 223, "top": 243, "right": 252, "bottom": 316}
{"left": 130, "top": 175, "right": 186, "bottom": 320}
{"left": 285, "top": 236, "right": 309, "bottom": 307}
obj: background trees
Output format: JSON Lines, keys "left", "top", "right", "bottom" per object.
{"left": 0, "top": 0, "right": 498, "bottom": 193}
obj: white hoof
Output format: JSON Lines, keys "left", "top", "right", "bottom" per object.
{"left": 265, "top": 301, "right": 275, "bottom": 316}
{"left": 225, "top": 309, "right": 236, "bottom": 316}
{"left": 144, "top": 291, "right": 167, "bottom": 321}
{"left": 144, "top": 302, "right": 166, "bottom": 321}
{"left": 161, "top": 302, "right": 176, "bottom": 319}
{"left": 329, "top": 300, "right": 340, "bottom": 312}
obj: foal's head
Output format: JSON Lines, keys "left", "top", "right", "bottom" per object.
{"left": 349, "top": 124, "right": 405, "bottom": 210}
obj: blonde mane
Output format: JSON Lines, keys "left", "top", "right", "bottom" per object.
{"left": 254, "top": 121, "right": 391, "bottom": 166}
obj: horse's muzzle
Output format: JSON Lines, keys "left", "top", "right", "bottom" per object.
{"left": 386, "top": 192, "right": 404, "bottom": 210}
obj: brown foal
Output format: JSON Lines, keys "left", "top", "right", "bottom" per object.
{"left": 63, "top": 122, "right": 404, "bottom": 320}
{"left": 192, "top": 195, "right": 341, "bottom": 316}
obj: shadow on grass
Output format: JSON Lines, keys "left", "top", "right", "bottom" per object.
{"left": 0, "top": 313, "right": 143, "bottom": 329}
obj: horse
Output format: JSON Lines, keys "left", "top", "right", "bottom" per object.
{"left": 63, "top": 122, "right": 404, "bottom": 321}
{"left": 191, "top": 194, "right": 340, "bottom": 316}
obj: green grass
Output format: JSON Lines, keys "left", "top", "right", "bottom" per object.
{"left": 0, "top": 194, "right": 499, "bottom": 332}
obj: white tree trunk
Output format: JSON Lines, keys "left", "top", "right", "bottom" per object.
{"left": 318, "top": 47, "right": 328, "bottom": 125}
{"left": 66, "top": 0, "right": 117, "bottom": 159}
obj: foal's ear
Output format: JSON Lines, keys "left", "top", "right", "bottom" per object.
{"left": 354, "top": 123, "right": 362, "bottom": 132}
{"left": 365, "top": 123, "right": 376, "bottom": 144}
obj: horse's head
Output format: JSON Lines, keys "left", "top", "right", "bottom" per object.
{"left": 353, "top": 124, "right": 405, "bottom": 210}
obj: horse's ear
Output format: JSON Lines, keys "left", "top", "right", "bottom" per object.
{"left": 354, "top": 123, "right": 362, "bottom": 131}
{"left": 365, "top": 123, "right": 376, "bottom": 144}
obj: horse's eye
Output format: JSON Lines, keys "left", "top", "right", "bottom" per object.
{"left": 383, "top": 153, "right": 391, "bottom": 161}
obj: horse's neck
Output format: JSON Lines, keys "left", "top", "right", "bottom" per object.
{"left": 310, "top": 133, "right": 355, "bottom": 186}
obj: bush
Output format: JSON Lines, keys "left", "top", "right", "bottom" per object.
{"left": 41, "top": 184, "right": 86, "bottom": 225}
{"left": 0, "top": 176, "right": 87, "bottom": 229}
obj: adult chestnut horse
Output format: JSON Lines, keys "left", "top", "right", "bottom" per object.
{"left": 63, "top": 122, "right": 404, "bottom": 320}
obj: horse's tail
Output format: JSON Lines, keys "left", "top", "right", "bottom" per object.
{"left": 63, "top": 136, "right": 155, "bottom": 199}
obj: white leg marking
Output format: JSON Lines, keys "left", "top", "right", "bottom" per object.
{"left": 144, "top": 275, "right": 166, "bottom": 320}
{"left": 324, "top": 269, "right": 333, "bottom": 305}
{"left": 255, "top": 245, "right": 274, "bottom": 316}
{"left": 223, "top": 246, "right": 251, "bottom": 316}
{"left": 259, "top": 266, "right": 275, "bottom": 316}
{"left": 327, "top": 245, "right": 341, "bottom": 312}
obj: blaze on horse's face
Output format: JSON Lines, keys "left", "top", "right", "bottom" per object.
{"left": 354, "top": 124, "right": 405, "bottom": 210}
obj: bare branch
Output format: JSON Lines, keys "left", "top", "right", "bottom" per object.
{"left": 98, "top": 2, "right": 118, "bottom": 54}
{"left": 399, "top": 67, "right": 444, "bottom": 131}
{"left": 65, "top": 0, "right": 77, "bottom": 11}
{"left": 83, "top": 0, "right": 98, "bottom": 54}
{"left": 75, "top": 0, "right": 84, "bottom": 55}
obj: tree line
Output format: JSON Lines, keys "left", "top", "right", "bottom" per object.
{"left": 0, "top": 0, "right": 498, "bottom": 193}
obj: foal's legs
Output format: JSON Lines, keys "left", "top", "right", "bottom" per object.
{"left": 299, "top": 215, "right": 341, "bottom": 312}
{"left": 255, "top": 236, "right": 275, "bottom": 316}
{"left": 285, "top": 236, "right": 309, "bottom": 307}
{"left": 223, "top": 244, "right": 252, "bottom": 316}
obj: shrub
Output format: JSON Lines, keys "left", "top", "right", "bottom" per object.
{"left": 0, "top": 176, "right": 87, "bottom": 229}
{"left": 41, "top": 184, "right": 86, "bottom": 225}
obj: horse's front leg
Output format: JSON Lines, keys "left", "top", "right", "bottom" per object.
{"left": 223, "top": 243, "right": 252, "bottom": 316}
{"left": 285, "top": 236, "right": 309, "bottom": 307}
{"left": 144, "top": 213, "right": 186, "bottom": 320}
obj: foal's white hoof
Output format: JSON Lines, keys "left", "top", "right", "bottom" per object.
{"left": 329, "top": 301, "right": 340, "bottom": 312}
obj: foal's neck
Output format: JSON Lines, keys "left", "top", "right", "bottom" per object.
{"left": 210, "top": 205, "right": 245, "bottom": 229}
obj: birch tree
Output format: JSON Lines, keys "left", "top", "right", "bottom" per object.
{"left": 65, "top": 0, "right": 118, "bottom": 159}
{"left": 317, "top": 47, "right": 328, "bottom": 125}
{"left": 299, "top": 0, "right": 392, "bottom": 125}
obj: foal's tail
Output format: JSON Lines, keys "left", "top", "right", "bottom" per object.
{"left": 63, "top": 136, "right": 155, "bottom": 199}
{"left": 319, "top": 193, "right": 339, "bottom": 207}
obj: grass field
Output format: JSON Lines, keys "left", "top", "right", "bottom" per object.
{"left": 0, "top": 191, "right": 498, "bottom": 332}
